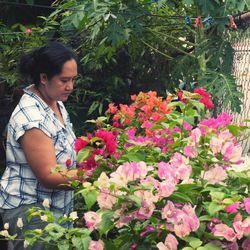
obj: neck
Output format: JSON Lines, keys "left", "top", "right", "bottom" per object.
{"left": 34, "top": 85, "right": 57, "bottom": 110}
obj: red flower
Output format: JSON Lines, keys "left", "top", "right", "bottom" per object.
{"left": 194, "top": 87, "right": 211, "bottom": 99}
{"left": 66, "top": 159, "right": 71, "bottom": 168}
{"left": 107, "top": 103, "right": 117, "bottom": 114}
{"left": 177, "top": 90, "right": 188, "bottom": 103}
{"left": 74, "top": 138, "right": 89, "bottom": 153}
{"left": 95, "top": 130, "right": 117, "bottom": 156}
{"left": 200, "top": 97, "right": 214, "bottom": 109}
{"left": 25, "top": 28, "right": 32, "bottom": 34}
{"left": 194, "top": 87, "right": 214, "bottom": 109}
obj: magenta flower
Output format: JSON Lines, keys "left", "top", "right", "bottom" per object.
{"left": 243, "top": 198, "right": 250, "bottom": 215}
{"left": 225, "top": 202, "right": 241, "bottom": 214}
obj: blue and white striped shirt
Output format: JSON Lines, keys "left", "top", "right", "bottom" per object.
{"left": 0, "top": 85, "right": 76, "bottom": 216}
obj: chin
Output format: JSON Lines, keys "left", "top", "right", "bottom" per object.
{"left": 60, "top": 96, "right": 69, "bottom": 102}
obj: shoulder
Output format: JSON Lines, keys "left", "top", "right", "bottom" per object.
{"left": 11, "top": 93, "right": 48, "bottom": 123}
{"left": 8, "top": 93, "right": 53, "bottom": 140}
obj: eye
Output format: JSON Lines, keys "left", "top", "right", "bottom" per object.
{"left": 61, "top": 78, "right": 70, "bottom": 84}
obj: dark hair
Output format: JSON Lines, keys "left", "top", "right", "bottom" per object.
{"left": 19, "top": 42, "right": 78, "bottom": 86}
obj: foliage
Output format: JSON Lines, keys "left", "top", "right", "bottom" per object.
{"left": 39, "top": 0, "right": 249, "bottom": 115}
{"left": 2, "top": 88, "right": 250, "bottom": 249}
{"left": 0, "top": 1, "right": 249, "bottom": 133}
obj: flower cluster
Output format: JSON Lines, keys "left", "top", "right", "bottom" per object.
{"left": 70, "top": 88, "right": 250, "bottom": 249}
{"left": 4, "top": 88, "right": 250, "bottom": 250}
{"left": 106, "top": 91, "right": 172, "bottom": 129}
{"left": 73, "top": 129, "right": 117, "bottom": 176}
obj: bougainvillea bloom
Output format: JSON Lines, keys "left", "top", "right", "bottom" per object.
{"left": 65, "top": 159, "right": 71, "bottom": 168}
{"left": 194, "top": 87, "right": 214, "bottom": 109}
{"left": 74, "top": 138, "right": 89, "bottom": 153}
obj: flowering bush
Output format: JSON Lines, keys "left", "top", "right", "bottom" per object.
{"left": 1, "top": 88, "right": 250, "bottom": 250}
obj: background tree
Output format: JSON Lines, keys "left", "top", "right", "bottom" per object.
{"left": 0, "top": 0, "right": 249, "bottom": 134}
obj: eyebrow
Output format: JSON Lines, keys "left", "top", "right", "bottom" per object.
{"left": 60, "top": 76, "right": 78, "bottom": 80}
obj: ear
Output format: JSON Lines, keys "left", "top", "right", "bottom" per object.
{"left": 40, "top": 73, "right": 48, "bottom": 85}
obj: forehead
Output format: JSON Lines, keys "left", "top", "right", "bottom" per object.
{"left": 59, "top": 59, "right": 78, "bottom": 76}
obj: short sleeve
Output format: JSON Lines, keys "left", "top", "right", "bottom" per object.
{"left": 14, "top": 120, "right": 52, "bottom": 141}
{"left": 9, "top": 97, "right": 53, "bottom": 142}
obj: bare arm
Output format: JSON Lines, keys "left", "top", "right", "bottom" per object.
{"left": 19, "top": 128, "right": 79, "bottom": 189}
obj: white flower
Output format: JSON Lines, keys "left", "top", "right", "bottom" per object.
{"left": 42, "top": 198, "right": 50, "bottom": 208}
{"left": 40, "top": 215, "right": 48, "bottom": 222}
{"left": 17, "top": 217, "right": 24, "bottom": 228}
{"left": 3, "top": 223, "right": 9, "bottom": 230}
{"left": 231, "top": 156, "right": 250, "bottom": 172}
{"left": 64, "top": 214, "right": 68, "bottom": 218}
{"left": 69, "top": 211, "right": 78, "bottom": 221}
{"left": 23, "top": 240, "right": 29, "bottom": 248}
{"left": 0, "top": 230, "right": 10, "bottom": 237}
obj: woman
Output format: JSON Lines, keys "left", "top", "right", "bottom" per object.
{"left": 0, "top": 42, "right": 81, "bottom": 249}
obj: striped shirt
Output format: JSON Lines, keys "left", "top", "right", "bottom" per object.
{"left": 0, "top": 85, "right": 76, "bottom": 216}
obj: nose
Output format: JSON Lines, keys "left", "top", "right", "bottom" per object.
{"left": 66, "top": 80, "right": 74, "bottom": 91}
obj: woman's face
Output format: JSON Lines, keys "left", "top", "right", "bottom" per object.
{"left": 41, "top": 59, "right": 78, "bottom": 102}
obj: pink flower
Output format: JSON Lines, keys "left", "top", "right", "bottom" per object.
{"left": 183, "top": 122, "right": 193, "bottom": 130}
{"left": 212, "top": 213, "right": 250, "bottom": 242}
{"left": 156, "top": 234, "right": 178, "bottom": 250}
{"left": 242, "top": 238, "right": 250, "bottom": 250}
{"left": 110, "top": 161, "right": 150, "bottom": 187}
{"left": 190, "top": 128, "right": 202, "bottom": 145}
{"left": 97, "top": 189, "right": 117, "bottom": 209}
{"left": 130, "top": 243, "right": 137, "bottom": 249}
{"left": 133, "top": 190, "right": 158, "bottom": 220}
{"left": 221, "top": 142, "right": 242, "bottom": 163}
{"left": 141, "top": 121, "right": 153, "bottom": 129}
{"left": 158, "top": 181, "right": 175, "bottom": 198}
{"left": 210, "top": 137, "right": 223, "bottom": 155}
{"left": 25, "top": 28, "right": 32, "bottom": 34}
{"left": 89, "top": 240, "right": 104, "bottom": 250}
{"left": 199, "top": 112, "right": 233, "bottom": 129}
{"left": 244, "top": 198, "right": 250, "bottom": 214}
{"left": 184, "top": 146, "right": 198, "bottom": 158}
{"left": 162, "top": 201, "right": 199, "bottom": 238}
{"left": 213, "top": 224, "right": 236, "bottom": 241}
{"left": 140, "top": 226, "right": 154, "bottom": 237}
{"left": 84, "top": 211, "right": 101, "bottom": 230}
{"left": 203, "top": 166, "right": 227, "bottom": 184}
{"left": 157, "top": 162, "right": 176, "bottom": 181}
{"left": 225, "top": 202, "right": 241, "bottom": 214}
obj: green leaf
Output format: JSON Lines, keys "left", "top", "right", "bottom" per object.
{"left": 169, "top": 191, "right": 193, "bottom": 203}
{"left": 202, "top": 243, "right": 222, "bottom": 250}
{"left": 58, "top": 240, "right": 70, "bottom": 250}
{"left": 199, "top": 215, "right": 212, "bottom": 221}
{"left": 182, "top": 0, "right": 194, "bottom": 5}
{"left": 44, "top": 224, "right": 66, "bottom": 240}
{"left": 121, "top": 152, "right": 146, "bottom": 162}
{"left": 99, "top": 210, "right": 115, "bottom": 235}
{"left": 93, "top": 0, "right": 98, "bottom": 11}
{"left": 72, "top": 235, "right": 91, "bottom": 250}
{"left": 190, "top": 238, "right": 202, "bottom": 248}
{"left": 88, "top": 101, "right": 99, "bottom": 115}
{"left": 207, "top": 202, "right": 225, "bottom": 215}
{"left": 210, "top": 191, "right": 225, "bottom": 201}
{"left": 77, "top": 146, "right": 93, "bottom": 163}
{"left": 127, "top": 195, "right": 141, "bottom": 207}
{"left": 82, "top": 189, "right": 98, "bottom": 209}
